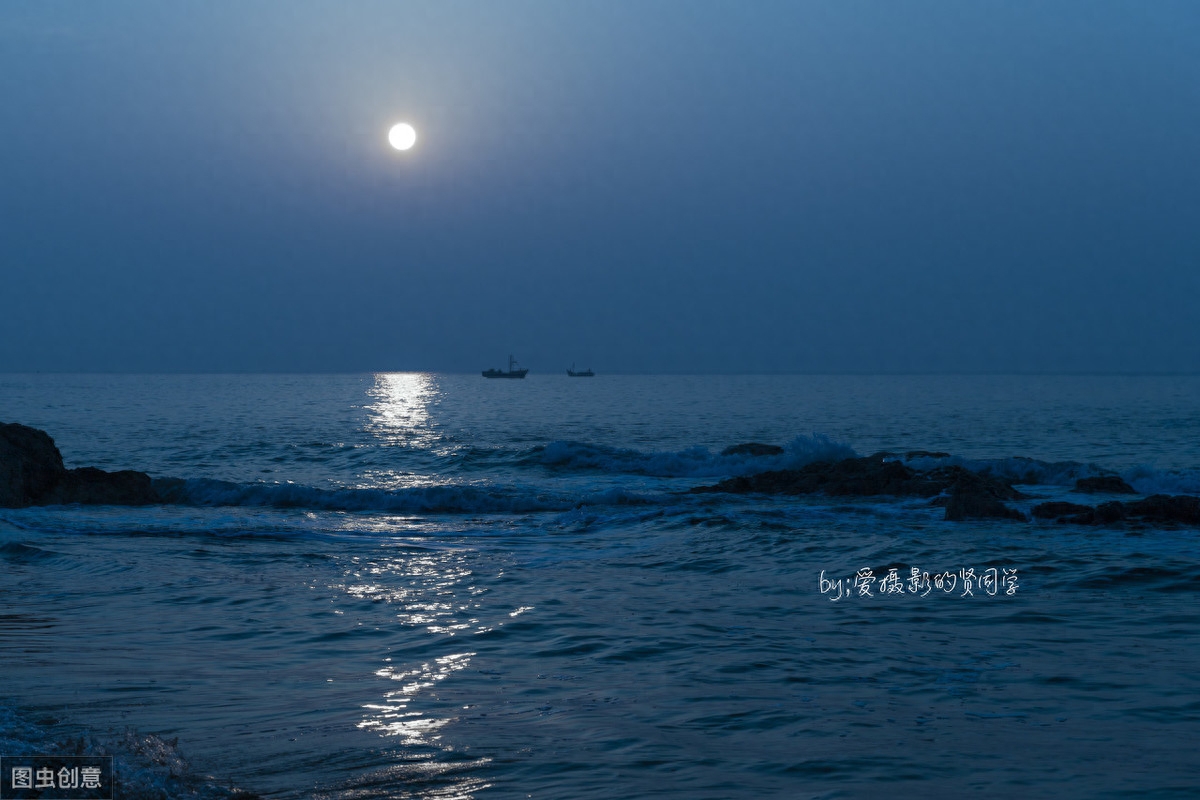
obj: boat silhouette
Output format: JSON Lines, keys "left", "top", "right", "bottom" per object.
{"left": 567, "top": 363, "right": 594, "bottom": 377}
{"left": 483, "top": 355, "right": 529, "bottom": 379}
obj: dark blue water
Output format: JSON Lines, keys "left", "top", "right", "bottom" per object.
{"left": 2, "top": 374, "right": 1198, "bottom": 797}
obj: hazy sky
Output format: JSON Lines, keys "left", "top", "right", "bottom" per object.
{"left": 2, "top": 1, "right": 1197, "bottom": 373}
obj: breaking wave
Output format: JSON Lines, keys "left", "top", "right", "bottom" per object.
{"left": 526, "top": 434, "right": 857, "bottom": 478}
{"left": 897, "top": 453, "right": 1200, "bottom": 494}
{"left": 0, "top": 704, "right": 256, "bottom": 800}
{"left": 14, "top": 432, "right": 1197, "bottom": 518}
{"left": 1123, "top": 465, "right": 1200, "bottom": 496}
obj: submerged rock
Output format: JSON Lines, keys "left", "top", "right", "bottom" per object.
{"left": 1125, "top": 495, "right": 1200, "bottom": 526}
{"left": 1064, "top": 501, "right": 1128, "bottom": 525}
{"left": 696, "top": 455, "right": 950, "bottom": 498}
{"left": 694, "top": 452, "right": 1032, "bottom": 522}
{"left": 720, "top": 442, "right": 785, "bottom": 457}
{"left": 1073, "top": 475, "right": 1137, "bottom": 494}
{"left": 51, "top": 467, "right": 159, "bottom": 506}
{"left": 1034, "top": 494, "right": 1200, "bottom": 526}
{"left": 695, "top": 454, "right": 1027, "bottom": 523}
{"left": 942, "top": 471, "right": 1027, "bottom": 522}
{"left": 0, "top": 422, "right": 160, "bottom": 507}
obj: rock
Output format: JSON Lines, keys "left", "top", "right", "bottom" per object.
{"left": 1093, "top": 501, "right": 1128, "bottom": 524}
{"left": 697, "top": 454, "right": 1198, "bottom": 527}
{"left": 0, "top": 423, "right": 66, "bottom": 507}
{"left": 1035, "top": 494, "right": 1200, "bottom": 526}
{"left": 1073, "top": 475, "right": 1137, "bottom": 494}
{"left": 1124, "top": 494, "right": 1200, "bottom": 526}
{"left": 696, "top": 456, "right": 931, "bottom": 497}
{"left": 943, "top": 494, "right": 1026, "bottom": 522}
{"left": 694, "top": 455, "right": 1026, "bottom": 509}
{"left": 931, "top": 466, "right": 1027, "bottom": 501}
{"left": 1031, "top": 501, "right": 1093, "bottom": 520}
{"left": 52, "top": 467, "right": 159, "bottom": 506}
{"left": 1058, "top": 501, "right": 1126, "bottom": 525}
{"left": 943, "top": 471, "right": 1027, "bottom": 521}
{"left": 720, "top": 442, "right": 784, "bottom": 457}
{"left": 0, "top": 422, "right": 160, "bottom": 507}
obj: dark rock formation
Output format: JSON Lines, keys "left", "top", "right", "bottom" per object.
{"left": 942, "top": 470, "right": 1027, "bottom": 521}
{"left": 1124, "top": 495, "right": 1200, "bottom": 526}
{"left": 937, "top": 467, "right": 1026, "bottom": 502}
{"left": 720, "top": 442, "right": 785, "bottom": 457}
{"left": 693, "top": 452, "right": 1032, "bottom": 522}
{"left": 695, "top": 454, "right": 1027, "bottom": 523}
{"left": 698, "top": 451, "right": 1197, "bottom": 528}
{"left": 696, "top": 455, "right": 949, "bottom": 498}
{"left": 0, "top": 423, "right": 66, "bottom": 507}
{"left": 1034, "top": 494, "right": 1200, "bottom": 526}
{"left": 50, "top": 467, "right": 159, "bottom": 506}
{"left": 1073, "top": 475, "right": 1137, "bottom": 494}
{"left": 0, "top": 422, "right": 159, "bottom": 507}
{"left": 1062, "top": 500, "right": 1128, "bottom": 525}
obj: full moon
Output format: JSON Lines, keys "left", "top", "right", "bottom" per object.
{"left": 388, "top": 123, "right": 417, "bottom": 151}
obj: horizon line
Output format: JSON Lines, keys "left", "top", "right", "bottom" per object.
{"left": 3, "top": 370, "right": 1199, "bottom": 378}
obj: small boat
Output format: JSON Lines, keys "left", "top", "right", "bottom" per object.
{"left": 483, "top": 355, "right": 529, "bottom": 379}
{"left": 567, "top": 363, "right": 594, "bottom": 377}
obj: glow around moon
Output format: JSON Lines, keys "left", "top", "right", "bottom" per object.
{"left": 388, "top": 123, "right": 417, "bottom": 151}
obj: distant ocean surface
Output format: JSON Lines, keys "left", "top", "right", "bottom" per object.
{"left": 2, "top": 373, "right": 1198, "bottom": 798}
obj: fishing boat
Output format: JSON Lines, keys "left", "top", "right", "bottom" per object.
{"left": 483, "top": 355, "right": 529, "bottom": 379}
{"left": 567, "top": 363, "right": 594, "bottom": 377}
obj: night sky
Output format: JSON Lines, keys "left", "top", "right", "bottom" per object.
{"left": 2, "top": 1, "right": 1197, "bottom": 373}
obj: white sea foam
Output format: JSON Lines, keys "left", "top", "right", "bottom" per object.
{"left": 3, "top": 374, "right": 1199, "bottom": 800}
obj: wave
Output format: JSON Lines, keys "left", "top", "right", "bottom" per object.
{"left": 896, "top": 453, "right": 1200, "bottom": 493}
{"left": 8, "top": 430, "right": 1196, "bottom": 518}
{"left": 526, "top": 434, "right": 857, "bottom": 478}
{"left": 0, "top": 541, "right": 59, "bottom": 564}
{"left": 527, "top": 435, "right": 1199, "bottom": 495}
{"left": 0, "top": 704, "right": 256, "bottom": 800}
{"left": 897, "top": 454, "right": 1098, "bottom": 485}
{"left": 1123, "top": 465, "right": 1200, "bottom": 496}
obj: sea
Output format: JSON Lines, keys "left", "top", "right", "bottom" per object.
{"left": 1, "top": 373, "right": 1198, "bottom": 799}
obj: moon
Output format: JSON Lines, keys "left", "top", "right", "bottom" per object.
{"left": 388, "top": 123, "right": 417, "bottom": 151}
